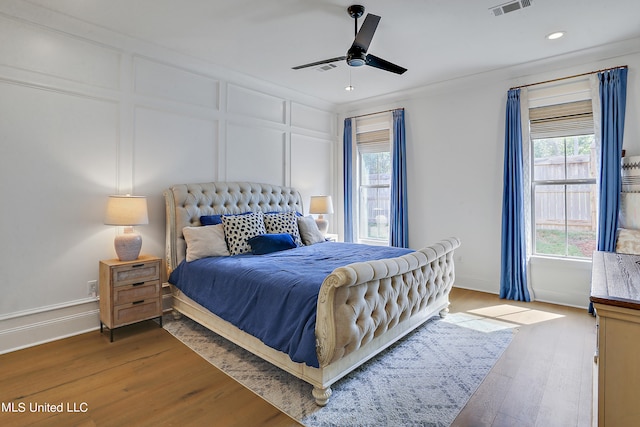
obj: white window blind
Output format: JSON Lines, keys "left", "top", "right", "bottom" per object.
{"left": 529, "top": 100, "right": 593, "bottom": 139}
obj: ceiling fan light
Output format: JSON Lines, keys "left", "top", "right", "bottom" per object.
{"left": 347, "top": 57, "right": 365, "bottom": 67}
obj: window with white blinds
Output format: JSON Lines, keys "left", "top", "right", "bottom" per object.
{"left": 355, "top": 114, "right": 392, "bottom": 244}
{"left": 528, "top": 98, "right": 597, "bottom": 259}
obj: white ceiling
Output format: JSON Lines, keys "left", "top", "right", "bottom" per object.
{"left": 26, "top": 0, "right": 640, "bottom": 105}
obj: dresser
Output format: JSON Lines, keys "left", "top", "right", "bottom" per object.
{"left": 99, "top": 255, "right": 162, "bottom": 341}
{"left": 590, "top": 251, "right": 640, "bottom": 426}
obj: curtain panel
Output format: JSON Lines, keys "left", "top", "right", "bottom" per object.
{"left": 342, "top": 118, "right": 354, "bottom": 242}
{"left": 596, "top": 68, "right": 628, "bottom": 252}
{"left": 500, "top": 88, "right": 531, "bottom": 302}
{"left": 390, "top": 109, "right": 409, "bottom": 248}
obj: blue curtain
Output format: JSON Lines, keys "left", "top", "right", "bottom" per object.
{"left": 343, "top": 118, "right": 354, "bottom": 242}
{"left": 390, "top": 109, "right": 409, "bottom": 248}
{"left": 500, "top": 89, "right": 531, "bottom": 302}
{"left": 597, "top": 68, "right": 628, "bottom": 252}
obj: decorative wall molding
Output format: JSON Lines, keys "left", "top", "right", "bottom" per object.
{"left": 226, "top": 83, "right": 287, "bottom": 124}
{"left": 0, "top": 299, "right": 100, "bottom": 355}
{"left": 133, "top": 55, "right": 220, "bottom": 109}
{"left": 0, "top": 0, "right": 337, "bottom": 356}
{"left": 0, "top": 12, "right": 121, "bottom": 89}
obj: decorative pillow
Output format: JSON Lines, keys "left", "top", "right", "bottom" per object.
{"left": 200, "top": 215, "right": 222, "bottom": 226}
{"left": 297, "top": 215, "right": 326, "bottom": 245}
{"left": 222, "top": 211, "right": 266, "bottom": 255}
{"left": 615, "top": 228, "right": 640, "bottom": 255}
{"left": 201, "top": 212, "right": 253, "bottom": 226}
{"left": 182, "top": 224, "right": 230, "bottom": 261}
{"left": 248, "top": 233, "right": 297, "bottom": 255}
{"left": 264, "top": 211, "right": 303, "bottom": 246}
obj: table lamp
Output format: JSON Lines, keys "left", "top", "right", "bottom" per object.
{"left": 309, "top": 195, "right": 334, "bottom": 235}
{"left": 104, "top": 195, "right": 149, "bottom": 261}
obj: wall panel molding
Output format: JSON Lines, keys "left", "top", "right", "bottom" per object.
{"left": 0, "top": 13, "right": 121, "bottom": 89}
{"left": 227, "top": 84, "right": 286, "bottom": 124}
{"left": 133, "top": 55, "right": 219, "bottom": 109}
{"left": 291, "top": 102, "right": 336, "bottom": 136}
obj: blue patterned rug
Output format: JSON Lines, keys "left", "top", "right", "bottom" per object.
{"left": 164, "top": 313, "right": 514, "bottom": 427}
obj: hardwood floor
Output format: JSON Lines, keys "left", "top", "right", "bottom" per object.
{"left": 451, "top": 288, "right": 595, "bottom": 427}
{"left": 0, "top": 321, "right": 301, "bottom": 427}
{"left": 0, "top": 288, "right": 595, "bottom": 427}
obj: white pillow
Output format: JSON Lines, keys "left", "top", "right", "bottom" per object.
{"left": 183, "top": 224, "right": 230, "bottom": 262}
{"left": 222, "top": 211, "right": 266, "bottom": 255}
{"left": 297, "top": 215, "right": 326, "bottom": 245}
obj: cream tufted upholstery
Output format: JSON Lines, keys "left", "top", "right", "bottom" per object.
{"left": 316, "top": 237, "right": 460, "bottom": 366}
{"left": 164, "top": 182, "right": 303, "bottom": 270}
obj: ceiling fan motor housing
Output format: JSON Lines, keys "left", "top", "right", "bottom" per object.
{"left": 347, "top": 46, "right": 366, "bottom": 66}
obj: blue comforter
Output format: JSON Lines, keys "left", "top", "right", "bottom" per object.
{"left": 168, "top": 242, "right": 413, "bottom": 367}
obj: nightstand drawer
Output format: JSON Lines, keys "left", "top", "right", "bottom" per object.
{"left": 112, "top": 261, "right": 160, "bottom": 286}
{"left": 114, "top": 281, "right": 160, "bottom": 305}
{"left": 113, "top": 300, "right": 161, "bottom": 327}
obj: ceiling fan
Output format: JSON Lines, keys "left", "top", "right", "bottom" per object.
{"left": 292, "top": 5, "right": 407, "bottom": 75}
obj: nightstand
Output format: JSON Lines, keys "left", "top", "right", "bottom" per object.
{"left": 99, "top": 255, "right": 162, "bottom": 342}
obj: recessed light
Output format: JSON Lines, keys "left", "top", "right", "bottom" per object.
{"left": 546, "top": 31, "right": 565, "bottom": 40}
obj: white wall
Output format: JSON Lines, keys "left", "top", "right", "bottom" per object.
{"left": 0, "top": 1, "right": 337, "bottom": 353}
{"left": 339, "top": 38, "right": 640, "bottom": 308}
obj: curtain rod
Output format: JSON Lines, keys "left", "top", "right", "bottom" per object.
{"left": 510, "top": 65, "right": 627, "bottom": 91}
{"left": 348, "top": 107, "right": 404, "bottom": 120}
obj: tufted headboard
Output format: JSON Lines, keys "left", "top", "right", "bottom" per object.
{"left": 163, "top": 182, "right": 303, "bottom": 273}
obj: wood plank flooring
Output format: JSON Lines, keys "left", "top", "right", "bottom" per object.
{"left": 0, "top": 321, "right": 301, "bottom": 427}
{"left": 0, "top": 288, "right": 595, "bottom": 426}
{"left": 451, "top": 288, "right": 595, "bottom": 427}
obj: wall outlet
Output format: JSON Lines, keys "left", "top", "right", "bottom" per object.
{"left": 87, "top": 280, "right": 97, "bottom": 298}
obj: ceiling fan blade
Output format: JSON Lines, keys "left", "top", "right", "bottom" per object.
{"left": 351, "top": 13, "right": 380, "bottom": 52}
{"left": 365, "top": 54, "right": 407, "bottom": 75}
{"left": 292, "top": 56, "right": 346, "bottom": 70}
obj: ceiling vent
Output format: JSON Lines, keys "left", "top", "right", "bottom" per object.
{"left": 316, "top": 63, "right": 338, "bottom": 72}
{"left": 490, "top": 0, "right": 532, "bottom": 16}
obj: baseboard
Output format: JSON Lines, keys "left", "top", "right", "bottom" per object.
{"left": 453, "top": 275, "right": 500, "bottom": 295}
{"left": 0, "top": 299, "right": 100, "bottom": 354}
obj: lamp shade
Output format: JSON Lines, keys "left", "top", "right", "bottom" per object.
{"left": 104, "top": 195, "right": 149, "bottom": 226}
{"left": 309, "top": 196, "right": 334, "bottom": 215}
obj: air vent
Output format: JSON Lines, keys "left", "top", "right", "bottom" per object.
{"left": 316, "top": 63, "right": 338, "bottom": 72}
{"left": 490, "top": 0, "right": 532, "bottom": 16}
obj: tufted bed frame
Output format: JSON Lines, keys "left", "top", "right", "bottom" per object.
{"left": 164, "top": 181, "right": 460, "bottom": 405}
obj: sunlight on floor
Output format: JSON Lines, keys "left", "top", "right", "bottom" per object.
{"left": 443, "top": 304, "right": 565, "bottom": 332}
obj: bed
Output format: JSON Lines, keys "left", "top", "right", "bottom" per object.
{"left": 164, "top": 181, "right": 460, "bottom": 405}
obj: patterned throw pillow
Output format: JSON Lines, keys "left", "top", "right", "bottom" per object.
{"left": 263, "top": 211, "right": 303, "bottom": 246}
{"left": 222, "top": 211, "right": 266, "bottom": 255}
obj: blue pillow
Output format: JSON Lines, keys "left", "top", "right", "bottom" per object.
{"left": 200, "top": 215, "right": 222, "bottom": 225}
{"left": 201, "top": 211, "right": 254, "bottom": 226}
{"left": 248, "top": 233, "right": 296, "bottom": 255}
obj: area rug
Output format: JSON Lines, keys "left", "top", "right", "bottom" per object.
{"left": 164, "top": 313, "right": 514, "bottom": 427}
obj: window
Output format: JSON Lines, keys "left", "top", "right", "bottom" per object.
{"left": 529, "top": 99, "right": 597, "bottom": 258}
{"left": 355, "top": 115, "right": 392, "bottom": 244}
